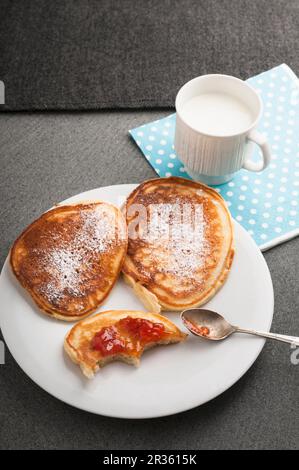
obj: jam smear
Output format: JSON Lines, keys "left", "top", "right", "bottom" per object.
{"left": 92, "top": 316, "right": 167, "bottom": 357}
{"left": 197, "top": 326, "right": 210, "bottom": 337}
{"left": 119, "top": 316, "right": 165, "bottom": 343}
{"left": 185, "top": 319, "right": 210, "bottom": 337}
{"left": 91, "top": 326, "right": 126, "bottom": 356}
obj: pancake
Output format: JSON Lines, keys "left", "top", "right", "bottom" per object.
{"left": 64, "top": 310, "right": 187, "bottom": 378}
{"left": 10, "top": 202, "right": 128, "bottom": 321}
{"left": 122, "top": 177, "right": 234, "bottom": 312}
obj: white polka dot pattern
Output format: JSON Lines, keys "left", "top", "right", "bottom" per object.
{"left": 130, "top": 65, "right": 299, "bottom": 249}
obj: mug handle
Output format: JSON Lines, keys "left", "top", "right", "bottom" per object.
{"left": 243, "top": 129, "right": 271, "bottom": 172}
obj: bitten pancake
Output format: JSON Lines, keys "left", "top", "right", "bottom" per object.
{"left": 10, "top": 202, "right": 127, "bottom": 321}
{"left": 122, "top": 177, "right": 234, "bottom": 312}
{"left": 64, "top": 310, "right": 187, "bottom": 378}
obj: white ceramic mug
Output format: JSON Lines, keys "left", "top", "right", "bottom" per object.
{"left": 174, "top": 74, "right": 271, "bottom": 185}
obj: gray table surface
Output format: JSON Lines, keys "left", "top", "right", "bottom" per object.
{"left": 0, "top": 111, "right": 298, "bottom": 450}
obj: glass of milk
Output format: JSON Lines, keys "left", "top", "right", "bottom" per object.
{"left": 175, "top": 74, "right": 271, "bottom": 185}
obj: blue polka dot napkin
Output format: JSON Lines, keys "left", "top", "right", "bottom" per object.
{"left": 129, "top": 64, "right": 299, "bottom": 251}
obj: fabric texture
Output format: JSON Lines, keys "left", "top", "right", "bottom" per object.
{"left": 0, "top": 0, "right": 299, "bottom": 111}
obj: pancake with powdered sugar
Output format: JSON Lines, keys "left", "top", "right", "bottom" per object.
{"left": 122, "top": 177, "right": 234, "bottom": 312}
{"left": 10, "top": 202, "right": 127, "bottom": 321}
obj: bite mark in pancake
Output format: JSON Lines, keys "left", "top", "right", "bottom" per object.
{"left": 10, "top": 202, "right": 128, "bottom": 321}
{"left": 64, "top": 310, "right": 187, "bottom": 378}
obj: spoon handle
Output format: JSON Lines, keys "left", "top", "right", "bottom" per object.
{"left": 234, "top": 327, "right": 299, "bottom": 346}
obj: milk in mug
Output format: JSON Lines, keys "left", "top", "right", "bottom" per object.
{"left": 180, "top": 92, "right": 254, "bottom": 136}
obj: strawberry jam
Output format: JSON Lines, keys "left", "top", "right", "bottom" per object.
{"left": 198, "top": 326, "right": 210, "bottom": 337}
{"left": 91, "top": 326, "right": 126, "bottom": 356}
{"left": 119, "top": 316, "right": 165, "bottom": 343}
{"left": 91, "top": 316, "right": 166, "bottom": 357}
{"left": 184, "top": 319, "right": 210, "bottom": 337}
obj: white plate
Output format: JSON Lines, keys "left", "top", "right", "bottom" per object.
{"left": 0, "top": 184, "right": 274, "bottom": 419}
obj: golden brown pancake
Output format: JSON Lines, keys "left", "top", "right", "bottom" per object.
{"left": 122, "top": 177, "right": 234, "bottom": 312}
{"left": 64, "top": 310, "right": 187, "bottom": 378}
{"left": 10, "top": 202, "right": 127, "bottom": 321}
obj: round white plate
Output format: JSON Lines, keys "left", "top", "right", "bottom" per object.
{"left": 0, "top": 184, "right": 274, "bottom": 419}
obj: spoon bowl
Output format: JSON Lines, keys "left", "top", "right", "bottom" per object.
{"left": 181, "top": 308, "right": 236, "bottom": 340}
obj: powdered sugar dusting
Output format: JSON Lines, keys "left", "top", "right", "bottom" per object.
{"left": 44, "top": 249, "right": 83, "bottom": 298}
{"left": 142, "top": 202, "right": 209, "bottom": 278}
{"left": 37, "top": 205, "right": 117, "bottom": 304}
{"left": 75, "top": 205, "right": 116, "bottom": 253}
